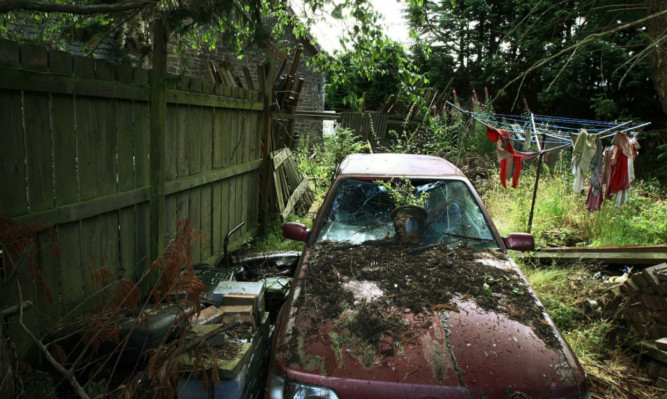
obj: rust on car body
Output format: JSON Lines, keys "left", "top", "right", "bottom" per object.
{"left": 267, "top": 154, "right": 588, "bottom": 399}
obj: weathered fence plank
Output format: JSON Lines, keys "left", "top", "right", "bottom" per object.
{"left": 229, "top": 108, "right": 240, "bottom": 237}
{"left": 188, "top": 97, "right": 203, "bottom": 264}
{"left": 52, "top": 95, "right": 78, "bottom": 206}
{"left": 24, "top": 93, "right": 53, "bottom": 213}
{"left": 200, "top": 106, "right": 214, "bottom": 261}
{"left": 149, "top": 18, "right": 168, "bottom": 263}
{"left": 117, "top": 99, "right": 138, "bottom": 281}
{"left": 0, "top": 91, "right": 28, "bottom": 217}
{"left": 211, "top": 107, "right": 225, "bottom": 253}
{"left": 58, "top": 222, "right": 84, "bottom": 316}
{"left": 36, "top": 228, "right": 61, "bottom": 321}
{"left": 174, "top": 102, "right": 190, "bottom": 242}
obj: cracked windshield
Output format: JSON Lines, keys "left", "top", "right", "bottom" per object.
{"left": 316, "top": 178, "right": 499, "bottom": 249}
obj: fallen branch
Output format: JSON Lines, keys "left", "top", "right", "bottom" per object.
{"left": 17, "top": 283, "right": 90, "bottom": 399}
{"left": 583, "top": 362, "right": 650, "bottom": 398}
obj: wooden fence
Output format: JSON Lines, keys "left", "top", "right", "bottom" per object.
{"left": 340, "top": 112, "right": 389, "bottom": 143}
{"left": 0, "top": 39, "right": 263, "bottom": 358}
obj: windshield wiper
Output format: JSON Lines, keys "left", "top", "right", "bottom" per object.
{"left": 440, "top": 232, "right": 496, "bottom": 243}
{"left": 331, "top": 239, "right": 404, "bottom": 251}
{"left": 405, "top": 234, "right": 497, "bottom": 254}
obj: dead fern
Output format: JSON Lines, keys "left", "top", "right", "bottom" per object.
{"left": 112, "top": 279, "right": 141, "bottom": 314}
{"left": 150, "top": 219, "right": 207, "bottom": 313}
{"left": 0, "top": 214, "right": 54, "bottom": 301}
{"left": 3, "top": 216, "right": 210, "bottom": 398}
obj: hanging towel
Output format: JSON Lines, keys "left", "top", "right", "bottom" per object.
{"left": 605, "top": 131, "right": 637, "bottom": 200}
{"left": 486, "top": 128, "right": 540, "bottom": 188}
{"left": 585, "top": 140, "right": 604, "bottom": 211}
{"left": 571, "top": 129, "right": 599, "bottom": 194}
{"left": 612, "top": 138, "right": 640, "bottom": 207}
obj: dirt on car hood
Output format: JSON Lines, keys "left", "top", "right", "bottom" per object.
{"left": 273, "top": 242, "right": 587, "bottom": 398}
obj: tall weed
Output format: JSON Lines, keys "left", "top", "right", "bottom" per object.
{"left": 294, "top": 126, "right": 369, "bottom": 200}
{"left": 389, "top": 109, "right": 495, "bottom": 162}
{"left": 518, "top": 262, "right": 616, "bottom": 360}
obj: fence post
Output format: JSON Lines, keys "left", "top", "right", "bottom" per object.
{"left": 258, "top": 61, "right": 273, "bottom": 231}
{"left": 149, "top": 17, "right": 167, "bottom": 263}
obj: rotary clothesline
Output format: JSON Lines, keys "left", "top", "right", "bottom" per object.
{"left": 446, "top": 101, "right": 650, "bottom": 153}
{"left": 445, "top": 102, "right": 650, "bottom": 233}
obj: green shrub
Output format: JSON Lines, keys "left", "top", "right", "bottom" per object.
{"left": 389, "top": 109, "right": 495, "bottom": 162}
{"left": 294, "top": 126, "right": 369, "bottom": 200}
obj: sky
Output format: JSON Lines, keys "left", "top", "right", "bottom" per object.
{"left": 299, "top": 0, "right": 412, "bottom": 54}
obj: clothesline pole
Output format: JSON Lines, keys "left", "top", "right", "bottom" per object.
{"left": 530, "top": 113, "right": 543, "bottom": 152}
{"left": 527, "top": 129, "right": 547, "bottom": 234}
{"left": 595, "top": 120, "right": 632, "bottom": 136}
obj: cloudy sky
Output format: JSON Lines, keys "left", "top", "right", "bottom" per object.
{"left": 295, "top": 0, "right": 412, "bottom": 53}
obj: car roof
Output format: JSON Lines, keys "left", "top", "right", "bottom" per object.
{"left": 336, "top": 153, "right": 465, "bottom": 178}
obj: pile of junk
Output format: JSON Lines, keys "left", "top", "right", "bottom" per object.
{"left": 39, "top": 223, "right": 300, "bottom": 399}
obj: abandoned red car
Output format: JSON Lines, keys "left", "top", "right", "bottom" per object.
{"left": 266, "top": 153, "right": 589, "bottom": 399}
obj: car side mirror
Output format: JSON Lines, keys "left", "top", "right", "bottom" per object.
{"left": 283, "top": 222, "right": 310, "bottom": 242}
{"left": 503, "top": 233, "right": 534, "bottom": 251}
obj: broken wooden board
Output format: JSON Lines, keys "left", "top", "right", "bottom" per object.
{"left": 524, "top": 245, "right": 667, "bottom": 265}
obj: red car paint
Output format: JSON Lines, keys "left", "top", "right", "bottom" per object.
{"left": 267, "top": 154, "right": 587, "bottom": 399}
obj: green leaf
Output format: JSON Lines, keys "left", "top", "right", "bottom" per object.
{"left": 332, "top": 4, "right": 344, "bottom": 20}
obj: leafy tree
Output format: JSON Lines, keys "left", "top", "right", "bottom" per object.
{"left": 407, "top": 0, "right": 666, "bottom": 125}
{"left": 324, "top": 40, "right": 408, "bottom": 111}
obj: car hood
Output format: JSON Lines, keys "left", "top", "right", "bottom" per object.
{"left": 272, "top": 244, "right": 587, "bottom": 399}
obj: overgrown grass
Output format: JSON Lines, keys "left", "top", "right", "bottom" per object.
{"left": 481, "top": 161, "right": 667, "bottom": 247}
{"left": 251, "top": 217, "right": 311, "bottom": 253}
{"left": 518, "top": 261, "right": 660, "bottom": 398}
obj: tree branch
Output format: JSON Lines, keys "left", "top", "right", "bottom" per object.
{"left": 0, "top": 0, "right": 156, "bottom": 15}
{"left": 494, "top": 8, "right": 667, "bottom": 106}
{"left": 17, "top": 283, "right": 90, "bottom": 399}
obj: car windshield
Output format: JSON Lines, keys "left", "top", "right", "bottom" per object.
{"left": 316, "top": 178, "right": 500, "bottom": 249}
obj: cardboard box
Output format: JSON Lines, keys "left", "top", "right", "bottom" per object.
{"left": 221, "top": 293, "right": 263, "bottom": 324}
{"left": 220, "top": 305, "right": 256, "bottom": 328}
{"left": 213, "top": 281, "right": 265, "bottom": 312}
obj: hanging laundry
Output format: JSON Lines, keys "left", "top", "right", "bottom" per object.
{"left": 606, "top": 133, "right": 631, "bottom": 198}
{"left": 571, "top": 129, "right": 599, "bottom": 194}
{"left": 604, "top": 132, "right": 640, "bottom": 206}
{"left": 607, "top": 146, "right": 629, "bottom": 196}
{"left": 585, "top": 140, "right": 604, "bottom": 211}
{"left": 613, "top": 137, "right": 640, "bottom": 206}
{"left": 486, "top": 128, "right": 540, "bottom": 188}
{"left": 523, "top": 127, "right": 533, "bottom": 152}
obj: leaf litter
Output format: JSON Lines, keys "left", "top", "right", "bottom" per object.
{"left": 290, "top": 241, "right": 559, "bottom": 361}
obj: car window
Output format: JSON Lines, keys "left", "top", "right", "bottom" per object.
{"left": 316, "top": 178, "right": 500, "bottom": 249}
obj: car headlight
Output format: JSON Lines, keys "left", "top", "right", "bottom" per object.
{"left": 270, "top": 375, "right": 340, "bottom": 399}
